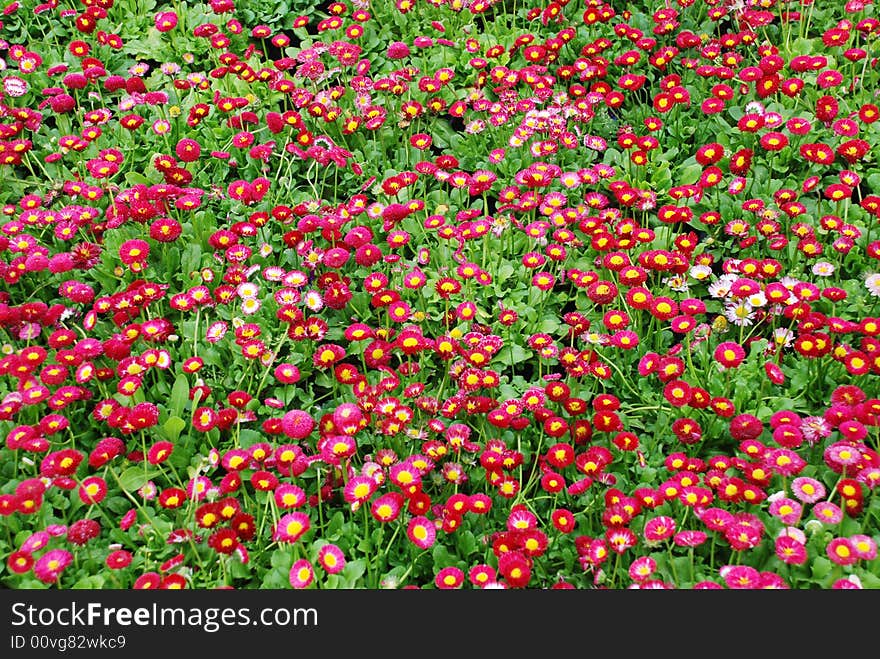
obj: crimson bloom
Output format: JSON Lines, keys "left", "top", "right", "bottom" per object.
{"left": 715, "top": 341, "right": 746, "bottom": 369}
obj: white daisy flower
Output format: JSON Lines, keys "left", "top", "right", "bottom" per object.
{"left": 746, "top": 291, "right": 767, "bottom": 308}
{"left": 237, "top": 282, "right": 260, "bottom": 299}
{"left": 811, "top": 261, "right": 835, "bottom": 277}
{"left": 663, "top": 274, "right": 689, "bottom": 293}
{"left": 304, "top": 290, "right": 324, "bottom": 312}
{"left": 772, "top": 327, "right": 795, "bottom": 349}
{"left": 708, "top": 273, "right": 738, "bottom": 299}
{"left": 724, "top": 300, "right": 755, "bottom": 327}
{"left": 689, "top": 264, "right": 713, "bottom": 281}
{"left": 865, "top": 273, "right": 880, "bottom": 298}
{"left": 240, "top": 297, "right": 262, "bottom": 315}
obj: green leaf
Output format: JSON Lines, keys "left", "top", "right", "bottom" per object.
{"left": 810, "top": 557, "right": 832, "bottom": 580}
{"left": 431, "top": 118, "right": 463, "bottom": 150}
{"left": 326, "top": 511, "right": 346, "bottom": 537}
{"left": 72, "top": 575, "right": 106, "bottom": 589}
{"left": 497, "top": 343, "right": 529, "bottom": 366}
{"left": 105, "top": 496, "right": 131, "bottom": 516}
{"left": 668, "top": 555, "right": 693, "bottom": 587}
{"left": 161, "top": 245, "right": 181, "bottom": 280}
{"left": 170, "top": 373, "right": 190, "bottom": 418}
{"left": 651, "top": 163, "right": 673, "bottom": 191}
{"left": 181, "top": 243, "right": 203, "bottom": 280}
{"left": 228, "top": 558, "right": 252, "bottom": 579}
{"left": 675, "top": 163, "right": 703, "bottom": 185}
{"left": 340, "top": 559, "right": 366, "bottom": 586}
{"left": 238, "top": 429, "right": 264, "bottom": 448}
{"left": 455, "top": 530, "right": 477, "bottom": 557}
{"left": 270, "top": 549, "right": 293, "bottom": 572}
{"left": 431, "top": 543, "right": 454, "bottom": 568}
{"left": 162, "top": 415, "right": 186, "bottom": 443}
{"left": 859, "top": 571, "right": 880, "bottom": 589}
{"left": 260, "top": 568, "right": 289, "bottom": 589}
{"left": 117, "top": 468, "right": 158, "bottom": 493}
{"left": 538, "top": 317, "right": 561, "bottom": 334}
{"left": 125, "top": 171, "right": 153, "bottom": 186}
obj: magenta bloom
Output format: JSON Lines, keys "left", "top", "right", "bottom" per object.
{"left": 714, "top": 341, "right": 746, "bottom": 369}
{"left": 317, "top": 544, "right": 346, "bottom": 575}
{"left": 435, "top": 566, "right": 464, "bottom": 589}
{"left": 628, "top": 556, "right": 657, "bottom": 582}
{"left": 273, "top": 512, "right": 310, "bottom": 543}
{"left": 721, "top": 565, "right": 762, "bottom": 589}
{"left": 775, "top": 535, "right": 808, "bottom": 565}
{"left": 850, "top": 534, "right": 878, "bottom": 561}
{"left": 119, "top": 239, "right": 149, "bottom": 266}
{"left": 67, "top": 518, "right": 100, "bottom": 546}
{"left": 387, "top": 41, "right": 410, "bottom": 59}
{"left": 813, "top": 501, "right": 844, "bottom": 525}
{"left": 371, "top": 492, "right": 404, "bottom": 523}
{"left": 289, "top": 559, "right": 314, "bottom": 589}
{"left": 8, "top": 550, "right": 34, "bottom": 574}
{"left": 281, "top": 409, "right": 315, "bottom": 439}
{"left": 832, "top": 577, "right": 863, "bottom": 589}
{"left": 764, "top": 361, "right": 785, "bottom": 384}
{"left": 274, "top": 483, "right": 307, "bottom": 510}
{"left": 758, "top": 572, "right": 789, "bottom": 589}
{"left": 673, "top": 530, "right": 707, "bottom": 547}
{"left": 33, "top": 549, "right": 73, "bottom": 584}
{"left": 768, "top": 496, "right": 803, "bottom": 524}
{"left": 342, "top": 475, "right": 377, "bottom": 505}
{"left": 106, "top": 550, "right": 133, "bottom": 570}
{"left": 791, "top": 476, "right": 826, "bottom": 503}
{"left": 154, "top": 11, "right": 178, "bottom": 31}
{"left": 827, "top": 537, "right": 858, "bottom": 566}
{"left": 20, "top": 531, "right": 51, "bottom": 554}
{"left": 119, "top": 509, "right": 137, "bottom": 531}
{"left": 407, "top": 516, "right": 436, "bottom": 550}
{"left": 643, "top": 515, "right": 676, "bottom": 543}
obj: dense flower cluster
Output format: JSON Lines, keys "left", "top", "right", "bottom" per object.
{"left": 0, "top": 0, "right": 878, "bottom": 590}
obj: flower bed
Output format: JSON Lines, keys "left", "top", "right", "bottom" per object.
{"left": 0, "top": 0, "right": 878, "bottom": 589}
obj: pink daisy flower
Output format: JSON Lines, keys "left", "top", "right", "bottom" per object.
{"left": 406, "top": 516, "right": 436, "bottom": 550}
{"left": 827, "top": 537, "right": 858, "bottom": 566}
{"left": 289, "top": 559, "right": 315, "bottom": 589}
{"left": 850, "top": 534, "right": 878, "bottom": 561}
{"left": 768, "top": 496, "right": 803, "bottom": 524}
{"left": 281, "top": 409, "right": 315, "bottom": 439}
{"left": 791, "top": 476, "right": 826, "bottom": 503}
{"left": 628, "top": 556, "right": 657, "bottom": 582}
{"left": 775, "top": 535, "right": 807, "bottom": 565}
{"left": 435, "top": 566, "right": 465, "bottom": 589}
{"left": 813, "top": 501, "right": 843, "bottom": 525}
{"left": 317, "top": 543, "right": 346, "bottom": 575}
{"left": 33, "top": 549, "right": 73, "bottom": 584}
{"left": 720, "top": 565, "right": 762, "bottom": 589}
{"left": 643, "top": 515, "right": 676, "bottom": 543}
{"left": 343, "top": 475, "right": 377, "bottom": 507}
{"left": 273, "top": 512, "right": 311, "bottom": 543}
{"left": 673, "top": 530, "right": 708, "bottom": 547}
